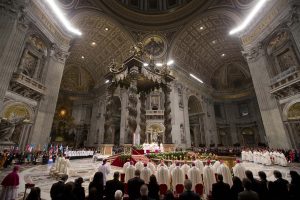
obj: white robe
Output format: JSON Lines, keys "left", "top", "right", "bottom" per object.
{"left": 181, "top": 164, "right": 190, "bottom": 176}
{"left": 123, "top": 161, "right": 130, "bottom": 172}
{"left": 135, "top": 161, "right": 144, "bottom": 171}
{"left": 98, "top": 163, "right": 111, "bottom": 185}
{"left": 217, "top": 164, "right": 233, "bottom": 187}
{"left": 212, "top": 161, "right": 220, "bottom": 173}
{"left": 263, "top": 152, "right": 272, "bottom": 165}
{"left": 141, "top": 166, "right": 152, "bottom": 184}
{"left": 125, "top": 165, "right": 136, "bottom": 183}
{"left": 171, "top": 166, "right": 185, "bottom": 189}
{"left": 203, "top": 165, "right": 216, "bottom": 195}
{"left": 188, "top": 166, "right": 203, "bottom": 191}
{"left": 168, "top": 163, "right": 176, "bottom": 176}
{"left": 147, "top": 162, "right": 156, "bottom": 175}
{"left": 194, "top": 160, "right": 204, "bottom": 174}
{"left": 157, "top": 165, "right": 170, "bottom": 188}
{"left": 232, "top": 163, "right": 246, "bottom": 180}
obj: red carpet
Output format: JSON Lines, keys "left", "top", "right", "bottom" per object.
{"left": 109, "top": 154, "right": 149, "bottom": 167}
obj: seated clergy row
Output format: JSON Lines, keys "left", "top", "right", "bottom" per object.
{"left": 241, "top": 150, "right": 288, "bottom": 166}
{"left": 123, "top": 160, "right": 247, "bottom": 195}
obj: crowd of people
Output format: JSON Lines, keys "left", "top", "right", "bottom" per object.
{"left": 241, "top": 149, "right": 288, "bottom": 166}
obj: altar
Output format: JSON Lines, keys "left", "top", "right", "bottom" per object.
{"left": 142, "top": 142, "right": 164, "bottom": 153}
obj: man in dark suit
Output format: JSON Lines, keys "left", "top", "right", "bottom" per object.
{"left": 50, "top": 174, "right": 68, "bottom": 200}
{"left": 127, "top": 169, "right": 145, "bottom": 200}
{"left": 105, "top": 172, "right": 124, "bottom": 200}
{"left": 245, "top": 170, "right": 262, "bottom": 195}
{"left": 212, "top": 174, "right": 230, "bottom": 200}
{"left": 238, "top": 178, "right": 259, "bottom": 200}
{"left": 269, "top": 170, "right": 289, "bottom": 200}
{"left": 179, "top": 179, "right": 201, "bottom": 200}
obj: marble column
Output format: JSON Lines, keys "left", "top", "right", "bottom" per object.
{"left": 163, "top": 83, "right": 173, "bottom": 144}
{"left": 0, "top": 1, "right": 29, "bottom": 110}
{"left": 104, "top": 84, "right": 116, "bottom": 144}
{"left": 139, "top": 92, "right": 147, "bottom": 144}
{"left": 30, "top": 47, "right": 69, "bottom": 145}
{"left": 244, "top": 46, "right": 292, "bottom": 149}
{"left": 119, "top": 88, "right": 128, "bottom": 145}
{"left": 125, "top": 80, "right": 138, "bottom": 144}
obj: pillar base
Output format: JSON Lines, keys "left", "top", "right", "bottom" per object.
{"left": 101, "top": 144, "right": 114, "bottom": 155}
{"left": 163, "top": 143, "right": 175, "bottom": 152}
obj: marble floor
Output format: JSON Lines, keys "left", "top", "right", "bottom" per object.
{"left": 1, "top": 158, "right": 300, "bottom": 200}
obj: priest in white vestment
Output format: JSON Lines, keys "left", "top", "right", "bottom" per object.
{"left": 181, "top": 162, "right": 190, "bottom": 176}
{"left": 203, "top": 161, "right": 216, "bottom": 195}
{"left": 123, "top": 160, "right": 131, "bottom": 173}
{"left": 98, "top": 159, "right": 111, "bottom": 186}
{"left": 157, "top": 163, "right": 170, "bottom": 188}
{"left": 263, "top": 151, "right": 272, "bottom": 166}
{"left": 135, "top": 161, "right": 144, "bottom": 171}
{"left": 168, "top": 161, "right": 176, "bottom": 176}
{"left": 216, "top": 162, "right": 233, "bottom": 187}
{"left": 171, "top": 163, "right": 185, "bottom": 189}
{"left": 212, "top": 160, "right": 220, "bottom": 173}
{"left": 141, "top": 163, "right": 152, "bottom": 184}
{"left": 125, "top": 162, "right": 136, "bottom": 183}
{"left": 147, "top": 162, "right": 156, "bottom": 175}
{"left": 194, "top": 160, "right": 204, "bottom": 174}
{"left": 188, "top": 163, "right": 203, "bottom": 191}
{"left": 232, "top": 160, "right": 246, "bottom": 180}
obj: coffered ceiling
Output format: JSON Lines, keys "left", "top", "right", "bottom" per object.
{"left": 59, "top": 0, "right": 255, "bottom": 94}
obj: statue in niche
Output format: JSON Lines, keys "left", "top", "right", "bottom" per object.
{"left": 180, "top": 124, "right": 186, "bottom": 143}
{"left": 0, "top": 116, "right": 25, "bottom": 143}
{"left": 22, "top": 52, "right": 38, "bottom": 78}
{"left": 277, "top": 49, "right": 298, "bottom": 71}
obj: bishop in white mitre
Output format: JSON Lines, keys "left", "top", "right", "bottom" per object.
{"left": 188, "top": 163, "right": 203, "bottom": 191}
{"left": 171, "top": 163, "right": 185, "bottom": 189}
{"left": 157, "top": 163, "right": 170, "bottom": 188}
{"left": 141, "top": 163, "right": 152, "bottom": 184}
{"left": 194, "top": 159, "right": 204, "bottom": 174}
{"left": 203, "top": 161, "right": 216, "bottom": 195}
{"left": 212, "top": 160, "right": 220, "bottom": 173}
{"left": 135, "top": 161, "right": 144, "bottom": 171}
{"left": 232, "top": 160, "right": 246, "bottom": 180}
{"left": 125, "top": 162, "right": 136, "bottom": 183}
{"left": 217, "top": 162, "right": 233, "bottom": 187}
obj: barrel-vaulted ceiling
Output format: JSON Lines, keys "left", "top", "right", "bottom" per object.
{"left": 59, "top": 0, "right": 255, "bottom": 93}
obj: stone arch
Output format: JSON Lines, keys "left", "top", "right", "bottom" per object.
{"left": 188, "top": 95, "right": 204, "bottom": 147}
{"left": 283, "top": 100, "right": 300, "bottom": 121}
{"left": 1, "top": 101, "right": 34, "bottom": 122}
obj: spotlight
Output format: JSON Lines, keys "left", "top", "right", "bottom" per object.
{"left": 190, "top": 73, "right": 203, "bottom": 83}
{"left": 143, "top": 63, "right": 149, "bottom": 67}
{"left": 167, "top": 60, "right": 174, "bottom": 66}
{"left": 229, "top": 0, "right": 268, "bottom": 35}
{"left": 105, "top": 80, "right": 110, "bottom": 83}
{"left": 156, "top": 63, "right": 163, "bottom": 67}
{"left": 44, "top": 0, "right": 82, "bottom": 35}
{"left": 81, "top": 56, "right": 85, "bottom": 59}
{"left": 221, "top": 53, "right": 226, "bottom": 57}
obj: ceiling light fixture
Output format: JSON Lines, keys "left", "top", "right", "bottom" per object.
{"left": 105, "top": 80, "right": 110, "bottom": 83}
{"left": 190, "top": 73, "right": 203, "bottom": 83}
{"left": 156, "top": 63, "right": 163, "bottom": 67}
{"left": 44, "top": 0, "right": 82, "bottom": 36}
{"left": 81, "top": 56, "right": 85, "bottom": 59}
{"left": 200, "top": 26, "right": 204, "bottom": 30}
{"left": 221, "top": 53, "right": 226, "bottom": 57}
{"left": 105, "top": 27, "right": 109, "bottom": 31}
{"left": 229, "top": 0, "right": 268, "bottom": 35}
{"left": 167, "top": 60, "right": 174, "bottom": 66}
{"left": 91, "top": 42, "right": 96, "bottom": 46}
{"left": 143, "top": 63, "right": 149, "bottom": 67}
{"left": 212, "top": 40, "right": 217, "bottom": 44}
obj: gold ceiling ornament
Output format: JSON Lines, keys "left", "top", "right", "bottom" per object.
{"left": 288, "top": 102, "right": 300, "bottom": 120}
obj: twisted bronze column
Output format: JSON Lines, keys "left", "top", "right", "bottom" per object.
{"left": 163, "top": 84, "right": 172, "bottom": 143}
{"left": 104, "top": 84, "right": 116, "bottom": 144}
{"left": 139, "top": 92, "right": 147, "bottom": 144}
{"left": 125, "top": 80, "right": 138, "bottom": 144}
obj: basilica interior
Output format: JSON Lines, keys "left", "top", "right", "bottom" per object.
{"left": 0, "top": 0, "right": 300, "bottom": 151}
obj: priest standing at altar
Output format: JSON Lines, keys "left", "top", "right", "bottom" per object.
{"left": 98, "top": 159, "right": 111, "bottom": 186}
{"left": 188, "top": 163, "right": 202, "bottom": 191}
{"left": 171, "top": 163, "right": 185, "bottom": 190}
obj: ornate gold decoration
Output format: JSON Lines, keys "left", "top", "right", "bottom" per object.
{"left": 3, "top": 104, "right": 30, "bottom": 121}
{"left": 143, "top": 35, "right": 166, "bottom": 58}
{"left": 29, "top": 35, "right": 46, "bottom": 51}
{"left": 288, "top": 102, "right": 300, "bottom": 120}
